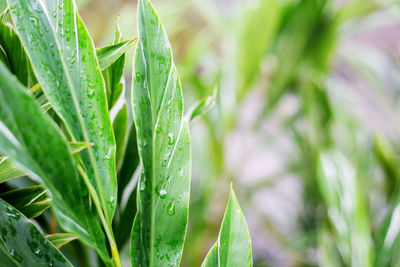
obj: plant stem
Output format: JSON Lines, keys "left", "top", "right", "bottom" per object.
{"left": 78, "top": 166, "right": 121, "bottom": 267}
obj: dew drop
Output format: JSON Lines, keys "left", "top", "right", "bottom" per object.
{"left": 168, "top": 133, "right": 174, "bottom": 145}
{"left": 167, "top": 201, "right": 175, "bottom": 215}
{"left": 156, "top": 126, "right": 162, "bottom": 133}
{"left": 140, "top": 179, "right": 146, "bottom": 191}
{"left": 159, "top": 189, "right": 167, "bottom": 199}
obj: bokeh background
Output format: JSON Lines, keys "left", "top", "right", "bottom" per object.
{"left": 76, "top": 0, "right": 399, "bottom": 266}
{"left": 4, "top": 0, "right": 399, "bottom": 266}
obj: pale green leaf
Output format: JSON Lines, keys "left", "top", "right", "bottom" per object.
{"left": 130, "top": 0, "right": 191, "bottom": 265}
{"left": 202, "top": 187, "right": 252, "bottom": 267}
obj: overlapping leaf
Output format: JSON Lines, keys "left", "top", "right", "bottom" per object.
{"left": 0, "top": 62, "right": 110, "bottom": 262}
{"left": 7, "top": 0, "right": 117, "bottom": 225}
{"left": 0, "top": 19, "right": 37, "bottom": 87}
{"left": 130, "top": 0, "right": 191, "bottom": 265}
{"left": 202, "top": 188, "right": 252, "bottom": 267}
{"left": 0, "top": 196, "right": 72, "bottom": 266}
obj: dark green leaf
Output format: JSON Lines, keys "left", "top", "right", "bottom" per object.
{"left": 8, "top": 0, "right": 117, "bottom": 227}
{"left": 202, "top": 187, "right": 252, "bottom": 267}
{"left": 0, "top": 19, "right": 37, "bottom": 87}
{"left": 0, "top": 198, "right": 72, "bottom": 266}
{"left": 130, "top": 0, "right": 191, "bottom": 265}
{"left": 46, "top": 233, "right": 78, "bottom": 249}
{"left": 0, "top": 62, "right": 110, "bottom": 263}
{"left": 0, "top": 185, "right": 51, "bottom": 219}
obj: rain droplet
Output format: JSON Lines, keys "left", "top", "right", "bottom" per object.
{"left": 167, "top": 201, "right": 175, "bottom": 215}
{"left": 156, "top": 126, "right": 162, "bottom": 133}
{"left": 140, "top": 179, "right": 146, "bottom": 191}
{"left": 159, "top": 189, "right": 167, "bottom": 199}
{"left": 178, "top": 168, "right": 184, "bottom": 176}
{"left": 168, "top": 133, "right": 174, "bottom": 145}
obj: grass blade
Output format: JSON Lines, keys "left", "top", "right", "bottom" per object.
{"left": 130, "top": 0, "right": 191, "bottom": 265}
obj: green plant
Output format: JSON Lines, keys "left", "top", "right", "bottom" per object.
{"left": 0, "top": 0, "right": 252, "bottom": 266}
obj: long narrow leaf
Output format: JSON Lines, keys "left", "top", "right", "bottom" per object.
{"left": 0, "top": 62, "right": 110, "bottom": 263}
{"left": 202, "top": 187, "right": 252, "bottom": 267}
{"left": 0, "top": 198, "right": 72, "bottom": 266}
{"left": 130, "top": 0, "right": 191, "bottom": 265}
{"left": 7, "top": 0, "right": 118, "bottom": 226}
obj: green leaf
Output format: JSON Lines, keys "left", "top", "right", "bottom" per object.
{"left": 202, "top": 187, "right": 252, "bottom": 267}
{"left": 130, "top": 0, "right": 191, "bottom": 265}
{"left": 114, "top": 128, "right": 139, "bottom": 248}
{"left": 0, "top": 185, "right": 51, "bottom": 219}
{"left": 113, "top": 105, "right": 129, "bottom": 171}
{"left": 0, "top": 157, "right": 25, "bottom": 183}
{"left": 102, "top": 17, "right": 130, "bottom": 171}
{"left": 0, "top": 198, "right": 72, "bottom": 266}
{"left": 97, "top": 39, "right": 137, "bottom": 71}
{"left": 187, "top": 86, "right": 217, "bottom": 123}
{"left": 0, "top": 62, "right": 110, "bottom": 263}
{"left": 46, "top": 233, "right": 78, "bottom": 249}
{"left": 0, "top": 19, "right": 37, "bottom": 87}
{"left": 8, "top": 0, "right": 117, "bottom": 226}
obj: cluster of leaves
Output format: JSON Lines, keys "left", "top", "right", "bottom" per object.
{"left": 0, "top": 0, "right": 252, "bottom": 266}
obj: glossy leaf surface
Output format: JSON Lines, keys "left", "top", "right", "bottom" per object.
{"left": 130, "top": 0, "right": 191, "bottom": 265}
{"left": 202, "top": 188, "right": 252, "bottom": 267}
{"left": 0, "top": 185, "right": 51, "bottom": 219}
{"left": 0, "top": 62, "right": 110, "bottom": 262}
{"left": 7, "top": 0, "right": 117, "bottom": 225}
{"left": 0, "top": 198, "right": 72, "bottom": 266}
